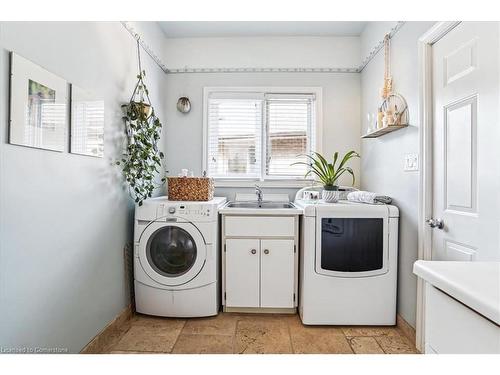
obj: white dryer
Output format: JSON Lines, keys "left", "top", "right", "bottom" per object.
{"left": 294, "top": 199, "right": 399, "bottom": 325}
{"left": 134, "top": 196, "right": 226, "bottom": 317}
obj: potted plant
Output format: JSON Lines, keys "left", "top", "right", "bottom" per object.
{"left": 292, "top": 151, "right": 359, "bottom": 202}
{"left": 116, "top": 68, "right": 166, "bottom": 206}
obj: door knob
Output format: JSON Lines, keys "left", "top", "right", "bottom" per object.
{"left": 264, "top": 249, "right": 269, "bottom": 254}
{"left": 426, "top": 218, "right": 444, "bottom": 229}
{"left": 250, "top": 249, "right": 257, "bottom": 254}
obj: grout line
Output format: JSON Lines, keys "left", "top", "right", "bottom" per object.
{"left": 344, "top": 334, "right": 355, "bottom": 355}
{"left": 169, "top": 320, "right": 187, "bottom": 354}
{"left": 346, "top": 336, "right": 356, "bottom": 354}
{"left": 373, "top": 336, "right": 388, "bottom": 354}
{"left": 101, "top": 324, "right": 133, "bottom": 354}
{"left": 108, "top": 349, "right": 165, "bottom": 354}
{"left": 233, "top": 318, "right": 238, "bottom": 354}
{"left": 347, "top": 336, "right": 386, "bottom": 355}
{"left": 286, "top": 317, "right": 296, "bottom": 354}
{"left": 231, "top": 314, "right": 238, "bottom": 354}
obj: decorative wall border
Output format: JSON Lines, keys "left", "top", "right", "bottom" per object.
{"left": 121, "top": 21, "right": 406, "bottom": 75}
{"left": 167, "top": 67, "right": 359, "bottom": 74}
{"left": 357, "top": 21, "right": 406, "bottom": 72}
{"left": 121, "top": 21, "right": 169, "bottom": 74}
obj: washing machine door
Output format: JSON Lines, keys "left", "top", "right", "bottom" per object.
{"left": 138, "top": 221, "right": 207, "bottom": 286}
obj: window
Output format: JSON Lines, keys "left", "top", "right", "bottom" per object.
{"left": 206, "top": 94, "right": 262, "bottom": 179}
{"left": 204, "top": 89, "right": 319, "bottom": 181}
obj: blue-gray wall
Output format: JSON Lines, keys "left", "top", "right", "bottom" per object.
{"left": 360, "top": 22, "right": 435, "bottom": 328}
{"left": 0, "top": 22, "right": 167, "bottom": 353}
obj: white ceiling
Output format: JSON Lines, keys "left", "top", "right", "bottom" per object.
{"left": 158, "top": 21, "right": 367, "bottom": 38}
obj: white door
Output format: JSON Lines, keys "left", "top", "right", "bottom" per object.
{"left": 260, "top": 239, "right": 295, "bottom": 308}
{"left": 431, "top": 22, "right": 500, "bottom": 261}
{"left": 225, "top": 239, "right": 260, "bottom": 307}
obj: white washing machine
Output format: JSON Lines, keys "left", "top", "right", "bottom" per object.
{"left": 134, "top": 196, "right": 226, "bottom": 317}
{"left": 293, "top": 199, "right": 399, "bottom": 325}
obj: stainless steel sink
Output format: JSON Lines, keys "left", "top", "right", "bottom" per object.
{"left": 226, "top": 201, "right": 296, "bottom": 209}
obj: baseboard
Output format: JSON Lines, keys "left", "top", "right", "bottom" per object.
{"left": 396, "top": 313, "right": 417, "bottom": 346}
{"left": 223, "top": 306, "right": 297, "bottom": 314}
{"left": 80, "top": 304, "right": 133, "bottom": 354}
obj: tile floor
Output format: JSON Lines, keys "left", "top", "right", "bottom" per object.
{"left": 103, "top": 313, "right": 418, "bottom": 354}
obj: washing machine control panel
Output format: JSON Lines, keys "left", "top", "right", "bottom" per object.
{"left": 164, "top": 204, "right": 213, "bottom": 220}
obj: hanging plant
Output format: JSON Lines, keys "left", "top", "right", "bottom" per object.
{"left": 116, "top": 41, "right": 166, "bottom": 206}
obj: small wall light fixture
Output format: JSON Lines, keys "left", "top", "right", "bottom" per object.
{"left": 176, "top": 97, "right": 191, "bottom": 113}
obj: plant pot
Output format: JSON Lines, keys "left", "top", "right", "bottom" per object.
{"left": 322, "top": 185, "right": 340, "bottom": 203}
{"left": 129, "top": 101, "right": 152, "bottom": 120}
{"left": 138, "top": 103, "right": 152, "bottom": 118}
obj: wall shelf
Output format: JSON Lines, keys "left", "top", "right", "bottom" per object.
{"left": 361, "top": 124, "right": 408, "bottom": 138}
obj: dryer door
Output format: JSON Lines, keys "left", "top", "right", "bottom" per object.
{"left": 315, "top": 204, "right": 390, "bottom": 278}
{"left": 138, "top": 221, "right": 207, "bottom": 286}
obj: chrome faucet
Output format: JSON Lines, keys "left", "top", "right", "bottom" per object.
{"left": 255, "top": 185, "right": 263, "bottom": 207}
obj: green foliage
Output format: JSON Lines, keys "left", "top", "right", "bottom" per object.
{"left": 292, "top": 151, "right": 359, "bottom": 187}
{"left": 117, "top": 71, "right": 165, "bottom": 206}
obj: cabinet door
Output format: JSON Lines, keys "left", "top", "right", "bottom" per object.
{"left": 260, "top": 239, "right": 295, "bottom": 308}
{"left": 225, "top": 239, "right": 260, "bottom": 308}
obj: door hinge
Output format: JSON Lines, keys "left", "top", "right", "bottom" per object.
{"left": 224, "top": 243, "right": 226, "bottom": 252}
{"left": 293, "top": 293, "right": 296, "bottom": 302}
{"left": 224, "top": 292, "right": 226, "bottom": 300}
{"left": 294, "top": 244, "right": 296, "bottom": 253}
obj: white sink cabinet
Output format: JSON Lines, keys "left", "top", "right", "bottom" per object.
{"left": 221, "top": 214, "right": 300, "bottom": 313}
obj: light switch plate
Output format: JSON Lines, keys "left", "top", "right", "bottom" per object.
{"left": 404, "top": 153, "right": 419, "bottom": 171}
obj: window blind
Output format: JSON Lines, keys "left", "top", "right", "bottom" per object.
{"left": 207, "top": 98, "right": 262, "bottom": 178}
{"left": 265, "top": 95, "right": 315, "bottom": 177}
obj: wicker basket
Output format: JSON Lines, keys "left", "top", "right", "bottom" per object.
{"left": 167, "top": 177, "right": 214, "bottom": 201}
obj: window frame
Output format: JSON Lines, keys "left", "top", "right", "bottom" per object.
{"left": 203, "top": 86, "right": 323, "bottom": 187}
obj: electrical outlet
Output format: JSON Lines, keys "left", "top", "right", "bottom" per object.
{"left": 404, "top": 153, "right": 419, "bottom": 171}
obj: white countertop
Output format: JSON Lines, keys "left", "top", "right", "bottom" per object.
{"left": 413, "top": 260, "right": 500, "bottom": 325}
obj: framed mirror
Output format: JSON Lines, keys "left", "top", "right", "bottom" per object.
{"left": 70, "top": 85, "right": 104, "bottom": 157}
{"left": 9, "top": 53, "right": 67, "bottom": 152}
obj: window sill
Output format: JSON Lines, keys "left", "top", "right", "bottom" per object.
{"left": 214, "top": 179, "right": 320, "bottom": 188}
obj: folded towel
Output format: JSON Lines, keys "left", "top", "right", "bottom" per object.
{"left": 347, "top": 191, "right": 392, "bottom": 204}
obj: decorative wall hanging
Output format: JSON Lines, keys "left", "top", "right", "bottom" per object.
{"left": 70, "top": 85, "right": 104, "bottom": 157}
{"left": 176, "top": 96, "right": 191, "bottom": 113}
{"left": 116, "top": 40, "right": 166, "bottom": 206}
{"left": 9, "top": 53, "right": 67, "bottom": 152}
{"left": 380, "top": 35, "right": 393, "bottom": 99}
{"left": 362, "top": 34, "right": 409, "bottom": 139}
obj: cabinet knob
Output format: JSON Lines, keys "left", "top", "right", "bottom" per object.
{"left": 250, "top": 249, "right": 257, "bottom": 254}
{"left": 263, "top": 249, "right": 270, "bottom": 254}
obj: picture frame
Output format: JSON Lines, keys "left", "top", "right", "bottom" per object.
{"left": 9, "top": 52, "right": 68, "bottom": 152}
{"left": 70, "top": 85, "right": 104, "bottom": 157}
